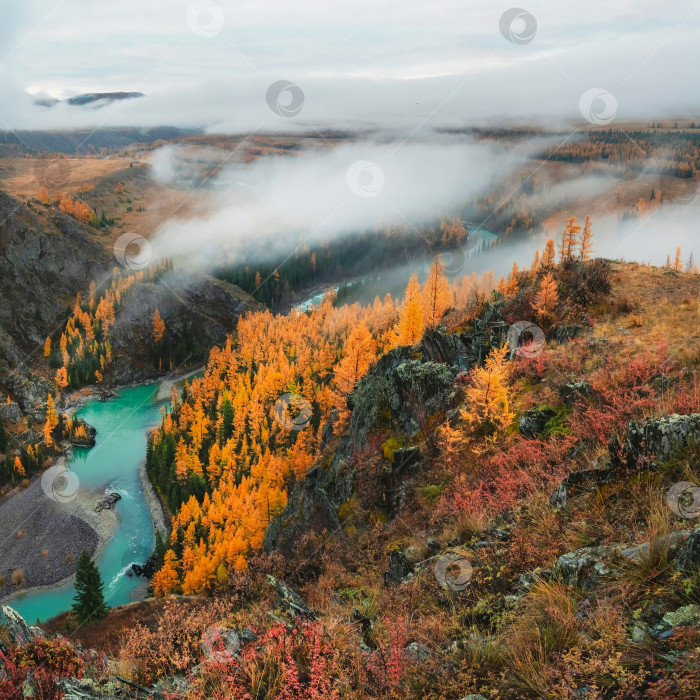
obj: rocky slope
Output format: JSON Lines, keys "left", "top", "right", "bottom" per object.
{"left": 0, "top": 189, "right": 261, "bottom": 436}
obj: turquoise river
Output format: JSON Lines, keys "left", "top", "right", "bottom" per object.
{"left": 9, "top": 383, "right": 166, "bottom": 624}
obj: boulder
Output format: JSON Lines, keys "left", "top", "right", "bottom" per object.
{"left": 675, "top": 528, "right": 700, "bottom": 573}
{"left": 620, "top": 530, "right": 692, "bottom": 563}
{"left": 661, "top": 604, "right": 700, "bottom": 628}
{"left": 0, "top": 401, "right": 22, "bottom": 424}
{"left": 265, "top": 575, "right": 317, "bottom": 620}
{"left": 384, "top": 550, "right": 413, "bottom": 584}
{"left": 550, "top": 467, "right": 615, "bottom": 509}
{"left": 611, "top": 413, "right": 700, "bottom": 470}
{"left": 0, "top": 605, "right": 37, "bottom": 653}
{"left": 553, "top": 544, "right": 623, "bottom": 590}
{"left": 404, "top": 642, "right": 430, "bottom": 662}
{"left": 559, "top": 381, "right": 593, "bottom": 406}
{"left": 519, "top": 407, "right": 558, "bottom": 439}
{"left": 94, "top": 491, "right": 122, "bottom": 512}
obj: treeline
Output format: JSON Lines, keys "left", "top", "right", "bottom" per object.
{"left": 215, "top": 218, "right": 468, "bottom": 311}
{"left": 46, "top": 262, "right": 172, "bottom": 389}
{"left": 538, "top": 130, "right": 700, "bottom": 177}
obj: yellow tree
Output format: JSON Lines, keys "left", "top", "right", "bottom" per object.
{"left": 334, "top": 323, "right": 375, "bottom": 395}
{"left": 460, "top": 344, "right": 514, "bottom": 436}
{"left": 504, "top": 261, "right": 519, "bottom": 297}
{"left": 399, "top": 274, "right": 424, "bottom": 345}
{"left": 421, "top": 257, "right": 451, "bottom": 330}
{"left": 43, "top": 419, "right": 54, "bottom": 447}
{"left": 13, "top": 456, "right": 25, "bottom": 477}
{"left": 673, "top": 247, "right": 683, "bottom": 272}
{"left": 559, "top": 217, "right": 581, "bottom": 264}
{"left": 43, "top": 337, "right": 51, "bottom": 358}
{"left": 541, "top": 239, "right": 556, "bottom": 269}
{"left": 580, "top": 215, "right": 594, "bottom": 260}
{"left": 152, "top": 550, "right": 180, "bottom": 596}
{"left": 532, "top": 272, "right": 559, "bottom": 323}
{"left": 152, "top": 309, "right": 166, "bottom": 343}
{"left": 55, "top": 367, "right": 68, "bottom": 389}
{"left": 46, "top": 393, "right": 58, "bottom": 428}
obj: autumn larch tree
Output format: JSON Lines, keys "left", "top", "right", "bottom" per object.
{"left": 55, "top": 367, "right": 68, "bottom": 389}
{"left": 579, "top": 215, "right": 594, "bottom": 260}
{"left": 531, "top": 272, "right": 559, "bottom": 325}
{"left": 559, "top": 216, "right": 581, "bottom": 264}
{"left": 421, "top": 257, "right": 451, "bottom": 330}
{"left": 460, "top": 344, "right": 514, "bottom": 437}
{"left": 152, "top": 308, "right": 166, "bottom": 344}
{"left": 44, "top": 337, "right": 51, "bottom": 358}
{"left": 541, "top": 239, "right": 556, "bottom": 269}
{"left": 673, "top": 247, "right": 683, "bottom": 272}
{"left": 334, "top": 323, "right": 375, "bottom": 395}
{"left": 72, "top": 551, "right": 109, "bottom": 624}
{"left": 399, "top": 274, "right": 424, "bottom": 345}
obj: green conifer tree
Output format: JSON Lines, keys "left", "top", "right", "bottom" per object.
{"left": 72, "top": 551, "right": 109, "bottom": 624}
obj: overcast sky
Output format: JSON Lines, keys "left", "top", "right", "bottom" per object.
{"left": 1, "top": 0, "right": 699, "bottom": 132}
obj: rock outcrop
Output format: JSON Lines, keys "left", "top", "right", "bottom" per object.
{"left": 611, "top": 413, "right": 700, "bottom": 469}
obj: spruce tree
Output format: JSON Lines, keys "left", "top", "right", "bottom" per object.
{"left": 72, "top": 551, "right": 109, "bottom": 624}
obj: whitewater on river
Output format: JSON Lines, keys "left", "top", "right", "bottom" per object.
{"left": 4, "top": 383, "right": 168, "bottom": 624}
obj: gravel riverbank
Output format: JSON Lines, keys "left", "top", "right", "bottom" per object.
{"left": 0, "top": 456, "right": 117, "bottom": 604}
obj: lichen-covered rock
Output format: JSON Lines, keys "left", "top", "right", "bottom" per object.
{"left": 553, "top": 545, "right": 623, "bottom": 589}
{"left": 661, "top": 604, "right": 700, "bottom": 628}
{"left": 620, "top": 530, "right": 692, "bottom": 563}
{"left": 612, "top": 413, "right": 700, "bottom": 470}
{"left": 0, "top": 605, "right": 37, "bottom": 653}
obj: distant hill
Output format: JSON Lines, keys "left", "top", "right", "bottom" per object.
{"left": 0, "top": 127, "right": 201, "bottom": 155}
{"left": 35, "top": 91, "right": 145, "bottom": 109}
